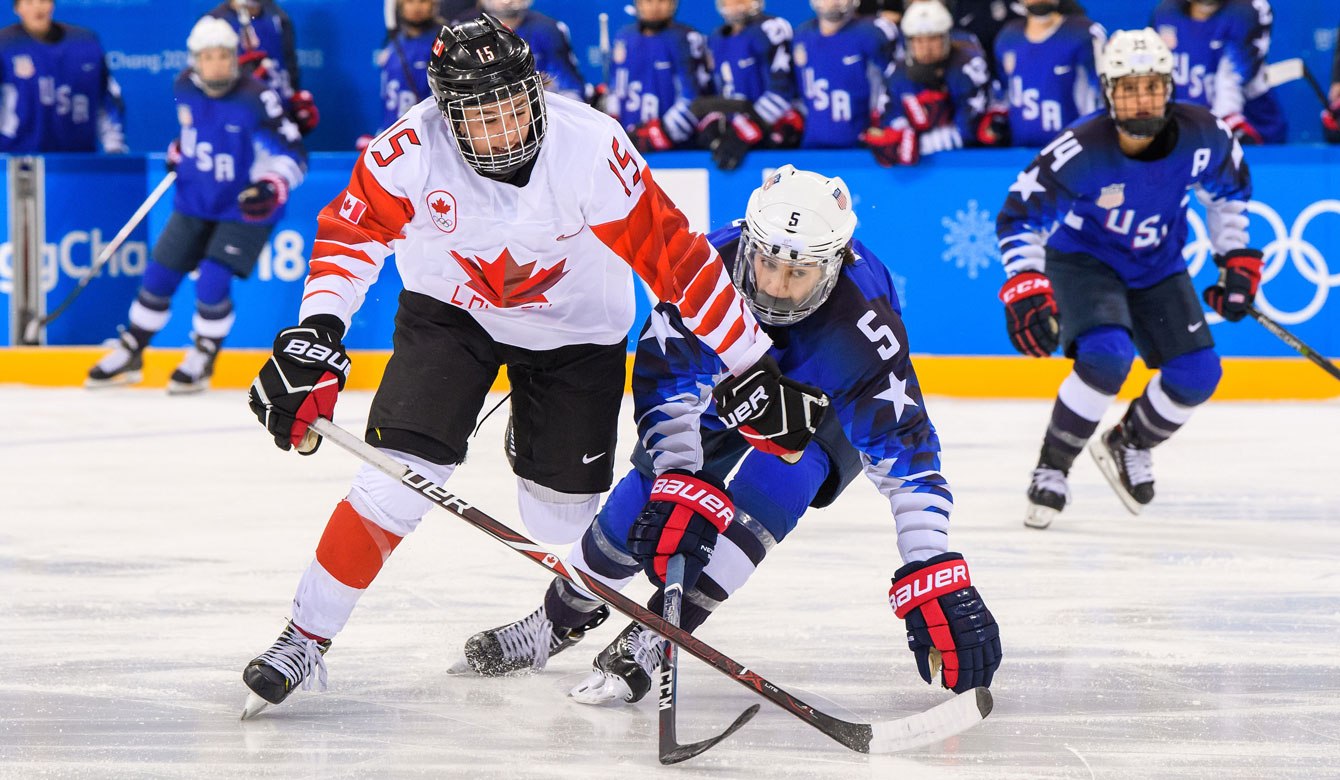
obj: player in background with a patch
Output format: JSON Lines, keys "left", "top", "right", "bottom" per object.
{"left": 792, "top": 0, "right": 899, "bottom": 148}
{"left": 606, "top": 0, "right": 710, "bottom": 154}
{"left": 86, "top": 18, "right": 306, "bottom": 394}
{"left": 693, "top": 0, "right": 804, "bottom": 171}
{"left": 995, "top": 29, "right": 1260, "bottom": 529}
{"left": 452, "top": 166, "right": 1001, "bottom": 704}
{"left": 204, "top": 0, "right": 319, "bottom": 136}
{"left": 454, "top": 0, "right": 588, "bottom": 101}
{"left": 862, "top": 2, "right": 997, "bottom": 166}
{"left": 237, "top": 16, "right": 825, "bottom": 719}
{"left": 365, "top": 0, "right": 442, "bottom": 146}
{"left": 1148, "top": 0, "right": 1285, "bottom": 144}
{"left": 993, "top": 0, "right": 1104, "bottom": 147}
{"left": 0, "top": 0, "right": 125, "bottom": 152}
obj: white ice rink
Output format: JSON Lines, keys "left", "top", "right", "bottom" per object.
{"left": 3, "top": 385, "right": 1338, "bottom": 778}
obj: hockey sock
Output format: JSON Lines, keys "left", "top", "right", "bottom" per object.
{"left": 516, "top": 477, "right": 601, "bottom": 546}
{"left": 1122, "top": 375, "right": 1198, "bottom": 449}
{"left": 314, "top": 500, "right": 404, "bottom": 589}
{"left": 1043, "top": 372, "right": 1118, "bottom": 472}
{"left": 192, "top": 298, "right": 235, "bottom": 342}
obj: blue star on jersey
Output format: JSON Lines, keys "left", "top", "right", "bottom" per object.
{"left": 793, "top": 17, "right": 899, "bottom": 148}
{"left": 0, "top": 22, "right": 125, "bottom": 153}
{"left": 993, "top": 15, "right": 1105, "bottom": 147}
{"left": 708, "top": 14, "right": 797, "bottom": 125}
{"left": 996, "top": 103, "right": 1252, "bottom": 289}
{"left": 172, "top": 72, "right": 306, "bottom": 225}
{"left": 1149, "top": 0, "right": 1286, "bottom": 143}
{"left": 376, "top": 27, "right": 434, "bottom": 134}
{"left": 610, "top": 21, "right": 710, "bottom": 144}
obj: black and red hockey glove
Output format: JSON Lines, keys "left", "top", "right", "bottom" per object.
{"left": 766, "top": 108, "right": 804, "bottom": 148}
{"left": 712, "top": 354, "right": 829, "bottom": 462}
{"left": 1223, "top": 112, "right": 1263, "bottom": 145}
{"left": 1323, "top": 100, "right": 1340, "bottom": 144}
{"left": 632, "top": 118, "right": 674, "bottom": 152}
{"left": 291, "top": 89, "right": 320, "bottom": 135}
{"left": 237, "top": 175, "right": 288, "bottom": 222}
{"left": 903, "top": 88, "right": 950, "bottom": 132}
{"left": 999, "top": 271, "right": 1060, "bottom": 356}
{"left": 890, "top": 552, "right": 1000, "bottom": 693}
{"left": 976, "top": 106, "right": 1010, "bottom": 147}
{"left": 628, "top": 470, "right": 734, "bottom": 592}
{"left": 1202, "top": 248, "right": 1264, "bottom": 322}
{"left": 248, "top": 315, "right": 350, "bottom": 455}
{"left": 860, "top": 126, "right": 918, "bottom": 167}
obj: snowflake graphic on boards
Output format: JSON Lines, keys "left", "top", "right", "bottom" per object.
{"left": 940, "top": 199, "right": 1000, "bottom": 280}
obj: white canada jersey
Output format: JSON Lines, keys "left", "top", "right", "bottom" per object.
{"left": 299, "top": 93, "right": 771, "bottom": 374}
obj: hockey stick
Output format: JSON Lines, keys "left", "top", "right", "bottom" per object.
{"left": 307, "top": 417, "right": 993, "bottom": 755}
{"left": 22, "top": 171, "right": 176, "bottom": 344}
{"left": 1264, "top": 59, "right": 1337, "bottom": 121}
{"left": 1247, "top": 305, "right": 1340, "bottom": 381}
{"left": 598, "top": 12, "right": 611, "bottom": 86}
{"left": 658, "top": 554, "right": 759, "bottom": 764}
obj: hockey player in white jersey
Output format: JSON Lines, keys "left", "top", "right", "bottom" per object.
{"left": 239, "top": 14, "right": 827, "bottom": 717}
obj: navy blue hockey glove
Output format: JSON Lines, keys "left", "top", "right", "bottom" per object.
{"left": 1202, "top": 248, "right": 1263, "bottom": 322}
{"left": 713, "top": 354, "right": 829, "bottom": 462}
{"left": 237, "top": 175, "right": 288, "bottom": 222}
{"left": 248, "top": 315, "right": 350, "bottom": 455}
{"left": 890, "top": 552, "right": 1000, "bottom": 694}
{"left": 999, "top": 271, "right": 1060, "bottom": 356}
{"left": 628, "top": 470, "right": 734, "bottom": 593}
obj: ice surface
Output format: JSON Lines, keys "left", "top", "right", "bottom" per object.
{"left": 2, "top": 386, "right": 1338, "bottom": 778}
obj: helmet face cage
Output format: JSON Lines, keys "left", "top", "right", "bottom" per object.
{"left": 733, "top": 228, "right": 844, "bottom": 326}
{"left": 1100, "top": 29, "right": 1175, "bottom": 139}
{"left": 440, "top": 74, "right": 548, "bottom": 175}
{"left": 1105, "top": 73, "right": 1173, "bottom": 138}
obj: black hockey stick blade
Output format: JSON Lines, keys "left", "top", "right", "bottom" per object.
{"left": 308, "top": 418, "right": 994, "bottom": 754}
{"left": 1247, "top": 305, "right": 1340, "bottom": 381}
{"left": 658, "top": 555, "right": 757, "bottom": 764}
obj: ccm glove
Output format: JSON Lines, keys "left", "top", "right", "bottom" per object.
{"left": 1202, "top": 248, "right": 1264, "bottom": 322}
{"left": 628, "top": 469, "right": 734, "bottom": 592}
{"left": 237, "top": 175, "right": 288, "bottom": 222}
{"left": 999, "top": 271, "right": 1060, "bottom": 356}
{"left": 712, "top": 354, "right": 829, "bottom": 462}
{"left": 890, "top": 552, "right": 1001, "bottom": 693}
{"left": 248, "top": 315, "right": 350, "bottom": 455}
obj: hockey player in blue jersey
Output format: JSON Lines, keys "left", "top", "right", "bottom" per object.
{"left": 455, "top": 0, "right": 587, "bottom": 101}
{"left": 0, "top": 0, "right": 125, "bottom": 153}
{"left": 1149, "top": 0, "right": 1285, "bottom": 145}
{"left": 862, "top": 1, "right": 998, "bottom": 166}
{"left": 793, "top": 0, "right": 900, "bottom": 148}
{"left": 86, "top": 18, "right": 306, "bottom": 394}
{"left": 1324, "top": 22, "right": 1340, "bottom": 144}
{"left": 455, "top": 165, "right": 1001, "bottom": 703}
{"left": 995, "top": 29, "right": 1261, "bottom": 528}
{"left": 369, "top": 0, "right": 441, "bottom": 141}
{"left": 993, "top": 0, "right": 1104, "bottom": 147}
{"left": 606, "top": 0, "right": 710, "bottom": 153}
{"left": 205, "top": 0, "right": 318, "bottom": 136}
{"left": 693, "top": 0, "right": 804, "bottom": 170}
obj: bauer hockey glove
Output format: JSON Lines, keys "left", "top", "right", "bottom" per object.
{"left": 1202, "top": 248, "right": 1264, "bottom": 322}
{"left": 713, "top": 354, "right": 830, "bottom": 463}
{"left": 890, "top": 552, "right": 1001, "bottom": 694}
{"left": 238, "top": 176, "right": 289, "bottom": 222}
{"left": 999, "top": 271, "right": 1060, "bottom": 356}
{"left": 248, "top": 315, "right": 351, "bottom": 455}
{"left": 628, "top": 469, "right": 734, "bottom": 593}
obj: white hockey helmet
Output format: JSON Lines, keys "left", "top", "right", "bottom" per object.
{"left": 717, "top": 0, "right": 764, "bottom": 26}
{"left": 734, "top": 165, "right": 857, "bottom": 326}
{"left": 187, "top": 17, "right": 241, "bottom": 95}
{"left": 1100, "top": 28, "right": 1175, "bottom": 138}
{"left": 900, "top": 0, "right": 954, "bottom": 38}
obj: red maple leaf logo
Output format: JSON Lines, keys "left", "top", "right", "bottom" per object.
{"left": 450, "top": 248, "right": 569, "bottom": 308}
{"left": 431, "top": 197, "right": 452, "bottom": 215}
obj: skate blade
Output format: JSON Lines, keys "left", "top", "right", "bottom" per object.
{"left": 240, "top": 692, "right": 271, "bottom": 720}
{"left": 1024, "top": 504, "right": 1058, "bottom": 529}
{"left": 1088, "top": 444, "right": 1144, "bottom": 516}
{"left": 84, "top": 371, "right": 143, "bottom": 389}
{"left": 569, "top": 670, "right": 634, "bottom": 706}
{"left": 446, "top": 656, "right": 475, "bottom": 676}
{"left": 166, "top": 378, "right": 210, "bottom": 395}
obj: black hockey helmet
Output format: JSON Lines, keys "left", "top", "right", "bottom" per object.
{"left": 428, "top": 14, "right": 547, "bottom": 175}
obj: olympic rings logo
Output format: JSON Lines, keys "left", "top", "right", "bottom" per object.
{"left": 1184, "top": 199, "right": 1340, "bottom": 325}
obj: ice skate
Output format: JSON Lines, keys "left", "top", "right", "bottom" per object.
{"left": 1090, "top": 423, "right": 1155, "bottom": 514}
{"left": 451, "top": 604, "right": 609, "bottom": 677}
{"left": 167, "top": 334, "right": 221, "bottom": 395}
{"left": 85, "top": 327, "right": 145, "bottom": 388}
{"left": 569, "top": 621, "right": 667, "bottom": 705}
{"left": 1025, "top": 465, "right": 1070, "bottom": 529}
{"left": 240, "top": 621, "right": 330, "bottom": 720}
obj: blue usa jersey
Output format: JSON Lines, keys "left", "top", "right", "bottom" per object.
{"left": 708, "top": 14, "right": 797, "bottom": 125}
{"left": 793, "top": 17, "right": 899, "bottom": 148}
{"left": 610, "top": 21, "right": 709, "bottom": 144}
{"left": 634, "top": 224, "right": 952, "bottom": 553}
{"left": 994, "top": 16, "right": 1105, "bottom": 147}
{"left": 512, "top": 11, "right": 586, "bottom": 101}
{"left": 206, "top": 1, "right": 300, "bottom": 100}
{"left": 0, "top": 23, "right": 125, "bottom": 153}
{"left": 377, "top": 27, "right": 434, "bottom": 133}
{"left": 1150, "top": 0, "right": 1285, "bottom": 143}
{"left": 996, "top": 104, "right": 1252, "bottom": 289}
{"left": 172, "top": 73, "right": 306, "bottom": 225}
{"left": 883, "top": 43, "right": 992, "bottom": 155}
